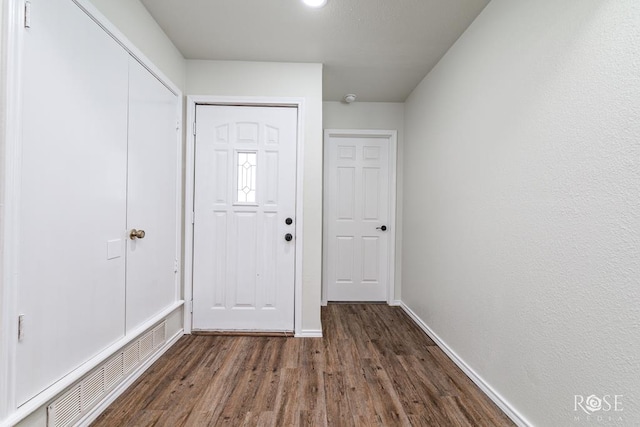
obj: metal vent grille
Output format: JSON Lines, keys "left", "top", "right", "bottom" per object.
{"left": 139, "top": 333, "right": 153, "bottom": 360}
{"left": 122, "top": 342, "right": 139, "bottom": 374}
{"left": 80, "top": 369, "right": 103, "bottom": 408}
{"left": 47, "top": 386, "right": 81, "bottom": 427}
{"left": 153, "top": 322, "right": 166, "bottom": 346}
{"left": 47, "top": 321, "right": 167, "bottom": 427}
{"left": 103, "top": 354, "right": 124, "bottom": 390}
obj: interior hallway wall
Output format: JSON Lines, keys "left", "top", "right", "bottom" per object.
{"left": 323, "top": 101, "right": 404, "bottom": 301}
{"left": 187, "top": 60, "right": 323, "bottom": 333}
{"left": 402, "top": 0, "right": 640, "bottom": 425}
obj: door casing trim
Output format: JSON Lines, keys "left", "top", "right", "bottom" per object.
{"left": 322, "top": 129, "right": 398, "bottom": 305}
{"left": 185, "top": 96, "right": 306, "bottom": 336}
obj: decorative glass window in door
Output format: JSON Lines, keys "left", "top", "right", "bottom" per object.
{"left": 237, "top": 151, "right": 257, "bottom": 203}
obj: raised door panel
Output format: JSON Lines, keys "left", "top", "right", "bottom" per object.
{"left": 233, "top": 212, "right": 259, "bottom": 307}
{"left": 17, "top": 0, "right": 129, "bottom": 404}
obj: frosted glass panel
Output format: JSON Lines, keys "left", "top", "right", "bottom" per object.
{"left": 237, "top": 151, "right": 257, "bottom": 203}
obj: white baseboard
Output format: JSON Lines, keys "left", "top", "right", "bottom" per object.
{"left": 388, "top": 300, "right": 402, "bottom": 306}
{"left": 295, "top": 329, "right": 323, "bottom": 338}
{"left": 77, "top": 329, "right": 184, "bottom": 426}
{"left": 398, "top": 302, "right": 531, "bottom": 427}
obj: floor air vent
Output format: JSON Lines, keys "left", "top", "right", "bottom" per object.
{"left": 47, "top": 321, "right": 167, "bottom": 427}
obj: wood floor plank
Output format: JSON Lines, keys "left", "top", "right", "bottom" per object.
{"left": 360, "top": 358, "right": 412, "bottom": 426}
{"left": 299, "top": 340, "right": 325, "bottom": 413}
{"left": 323, "top": 371, "right": 355, "bottom": 426}
{"left": 273, "top": 368, "right": 302, "bottom": 426}
{"left": 381, "top": 352, "right": 448, "bottom": 424}
{"left": 92, "top": 304, "right": 514, "bottom": 427}
{"left": 427, "top": 347, "right": 515, "bottom": 426}
{"left": 298, "top": 409, "right": 327, "bottom": 426}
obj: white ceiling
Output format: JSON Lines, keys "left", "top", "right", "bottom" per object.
{"left": 140, "top": 0, "right": 490, "bottom": 102}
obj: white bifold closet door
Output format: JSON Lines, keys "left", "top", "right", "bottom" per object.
{"left": 16, "top": 0, "right": 179, "bottom": 405}
{"left": 125, "top": 59, "right": 179, "bottom": 333}
{"left": 17, "top": 0, "right": 129, "bottom": 405}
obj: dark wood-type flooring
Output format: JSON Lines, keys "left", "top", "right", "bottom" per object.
{"left": 93, "top": 304, "right": 514, "bottom": 426}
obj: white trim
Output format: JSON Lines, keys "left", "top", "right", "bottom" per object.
{"left": 174, "top": 94, "right": 184, "bottom": 306}
{"left": 183, "top": 102, "right": 196, "bottom": 335}
{"left": 295, "top": 329, "right": 323, "bottom": 338}
{"left": 0, "top": 303, "right": 184, "bottom": 427}
{"left": 76, "top": 329, "right": 184, "bottom": 427}
{"left": 0, "top": 0, "right": 24, "bottom": 420}
{"left": 321, "top": 129, "right": 398, "bottom": 305}
{"left": 388, "top": 300, "right": 402, "bottom": 306}
{"left": 184, "top": 96, "right": 306, "bottom": 336}
{"left": 293, "top": 104, "right": 306, "bottom": 338}
{"left": 398, "top": 302, "right": 531, "bottom": 427}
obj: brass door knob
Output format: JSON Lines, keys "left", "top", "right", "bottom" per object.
{"left": 130, "top": 229, "right": 146, "bottom": 240}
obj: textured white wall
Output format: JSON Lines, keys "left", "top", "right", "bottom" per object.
{"left": 323, "top": 101, "right": 404, "bottom": 300}
{"left": 403, "top": 0, "right": 640, "bottom": 425}
{"left": 87, "top": 0, "right": 185, "bottom": 90}
{"left": 187, "top": 60, "right": 323, "bottom": 332}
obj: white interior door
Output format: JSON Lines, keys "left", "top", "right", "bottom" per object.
{"left": 192, "top": 105, "right": 297, "bottom": 331}
{"left": 325, "top": 133, "right": 392, "bottom": 301}
{"left": 125, "top": 58, "right": 180, "bottom": 332}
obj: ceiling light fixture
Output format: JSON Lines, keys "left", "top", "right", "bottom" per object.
{"left": 302, "top": 0, "right": 327, "bottom": 8}
{"left": 344, "top": 94, "right": 357, "bottom": 104}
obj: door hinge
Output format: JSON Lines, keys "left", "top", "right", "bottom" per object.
{"left": 24, "top": 1, "right": 32, "bottom": 28}
{"left": 192, "top": 121, "right": 197, "bottom": 136}
{"left": 174, "top": 259, "right": 179, "bottom": 273}
{"left": 18, "top": 314, "right": 25, "bottom": 341}
{"left": 189, "top": 300, "right": 193, "bottom": 313}
{"left": 176, "top": 120, "right": 180, "bottom": 132}
{"left": 191, "top": 212, "right": 195, "bottom": 224}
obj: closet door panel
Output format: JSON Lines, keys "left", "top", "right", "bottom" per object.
{"left": 125, "top": 58, "right": 179, "bottom": 332}
{"left": 17, "top": 0, "right": 129, "bottom": 404}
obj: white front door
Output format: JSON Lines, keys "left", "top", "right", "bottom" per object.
{"left": 192, "top": 105, "right": 297, "bottom": 331}
{"left": 325, "top": 132, "right": 393, "bottom": 301}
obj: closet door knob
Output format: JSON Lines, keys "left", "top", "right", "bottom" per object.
{"left": 130, "top": 229, "right": 146, "bottom": 240}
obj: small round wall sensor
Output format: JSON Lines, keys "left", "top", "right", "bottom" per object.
{"left": 344, "top": 94, "right": 357, "bottom": 104}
